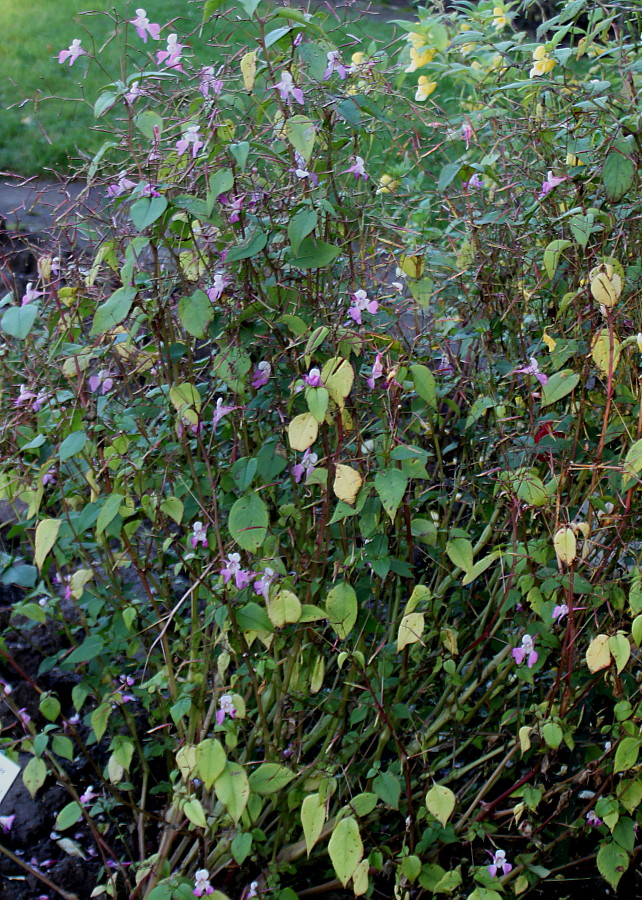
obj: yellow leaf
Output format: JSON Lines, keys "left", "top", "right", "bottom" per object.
{"left": 519, "top": 726, "right": 532, "bottom": 754}
{"left": 425, "top": 784, "right": 456, "bottom": 826}
{"left": 288, "top": 413, "right": 318, "bottom": 451}
{"left": 268, "top": 590, "right": 302, "bottom": 628}
{"left": 591, "top": 270, "right": 622, "bottom": 307}
{"left": 399, "top": 254, "right": 424, "bottom": 279}
{"left": 542, "top": 331, "right": 556, "bottom": 352}
{"left": 34, "top": 518, "right": 61, "bottom": 571}
{"left": 397, "top": 612, "right": 425, "bottom": 652}
{"left": 591, "top": 328, "right": 621, "bottom": 375}
{"left": 352, "top": 859, "right": 369, "bottom": 896}
{"left": 333, "top": 464, "right": 362, "bottom": 505}
{"left": 586, "top": 633, "right": 611, "bottom": 673}
{"left": 553, "top": 526, "right": 576, "bottom": 566}
{"left": 241, "top": 50, "right": 258, "bottom": 91}
{"left": 322, "top": 357, "right": 354, "bottom": 406}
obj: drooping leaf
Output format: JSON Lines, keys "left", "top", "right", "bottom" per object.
{"left": 301, "top": 793, "right": 326, "bottom": 856}
{"left": 227, "top": 229, "right": 268, "bottom": 262}
{"left": 373, "top": 771, "right": 401, "bottom": 809}
{"left": 34, "top": 518, "right": 61, "bottom": 570}
{"left": 425, "top": 784, "right": 456, "bottom": 826}
{"left": 609, "top": 632, "right": 630, "bottom": 674}
{"left": 553, "top": 526, "right": 577, "bottom": 566}
{"left": 543, "top": 239, "right": 573, "bottom": 279}
{"left": 214, "top": 762, "right": 249, "bottom": 821}
{"left": 328, "top": 816, "right": 363, "bottom": 887}
{"left": 23, "top": 757, "right": 47, "bottom": 798}
{"left": 397, "top": 612, "right": 425, "bottom": 652}
{"left": 268, "top": 590, "right": 302, "bottom": 628}
{"left": 326, "top": 582, "right": 358, "bottom": 640}
{"left": 374, "top": 469, "right": 408, "bottom": 520}
{"left": 333, "top": 465, "right": 362, "bottom": 505}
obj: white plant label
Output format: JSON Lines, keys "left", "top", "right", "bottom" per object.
{"left": 0, "top": 752, "right": 20, "bottom": 805}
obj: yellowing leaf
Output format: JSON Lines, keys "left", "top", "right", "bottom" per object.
{"left": 609, "top": 632, "right": 630, "bottom": 674}
{"left": 241, "top": 50, "right": 258, "bottom": 91}
{"left": 586, "top": 633, "right": 611, "bottom": 673}
{"left": 176, "top": 745, "right": 197, "bottom": 780}
{"left": 322, "top": 358, "right": 354, "bottom": 406}
{"left": 288, "top": 413, "right": 318, "bottom": 451}
{"left": 397, "top": 612, "right": 425, "bottom": 652}
{"left": 425, "top": 784, "right": 456, "bottom": 826}
{"left": 301, "top": 792, "right": 326, "bottom": 856}
{"left": 553, "top": 526, "right": 576, "bottom": 566}
{"left": 519, "top": 726, "right": 532, "bottom": 754}
{"left": 328, "top": 816, "right": 363, "bottom": 887}
{"left": 333, "top": 464, "right": 362, "bottom": 505}
{"left": 352, "top": 859, "right": 369, "bottom": 896}
{"left": 34, "top": 518, "right": 61, "bottom": 570}
{"left": 399, "top": 254, "right": 424, "bottom": 279}
{"left": 591, "top": 329, "right": 621, "bottom": 375}
{"left": 183, "top": 797, "right": 207, "bottom": 828}
{"left": 591, "top": 270, "right": 622, "bottom": 307}
{"left": 268, "top": 589, "right": 302, "bottom": 628}
{"left": 542, "top": 332, "right": 556, "bottom": 352}
{"left": 70, "top": 568, "right": 93, "bottom": 599}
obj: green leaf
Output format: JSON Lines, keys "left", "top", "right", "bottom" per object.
{"left": 438, "top": 162, "right": 461, "bottom": 193}
{"left": 446, "top": 538, "right": 473, "bottom": 573}
{"left": 228, "top": 493, "right": 269, "bottom": 552}
{"left": 183, "top": 797, "right": 207, "bottom": 828}
{"left": 208, "top": 169, "right": 235, "bottom": 211}
{"left": 622, "top": 439, "right": 642, "bottom": 488}
{"left": 135, "top": 110, "right": 163, "bottom": 140}
{"left": 236, "top": 602, "right": 274, "bottom": 633}
{"left": 301, "top": 793, "right": 325, "bottom": 856}
{"left": 267, "top": 590, "right": 302, "bottom": 628}
{"left": 91, "top": 702, "right": 112, "bottom": 741}
{"left": 130, "top": 196, "right": 168, "bottom": 232}
{"left": 284, "top": 114, "right": 316, "bottom": 163}
{"left": 461, "top": 550, "right": 501, "bottom": 586}
{"left": 288, "top": 208, "right": 318, "bottom": 255}
{"left": 226, "top": 229, "right": 267, "bottom": 262}
{"left": 603, "top": 151, "right": 635, "bottom": 203}
{"left": 94, "top": 91, "right": 117, "bottom": 118}
{"left": 374, "top": 469, "right": 408, "bottom": 521}
{"left": 55, "top": 801, "right": 82, "bottom": 831}
{"left": 410, "top": 364, "right": 437, "bottom": 408}
{"left": 1, "top": 305, "right": 38, "bottom": 340}
{"left": 609, "top": 633, "right": 630, "bottom": 674}
{"left": 542, "top": 722, "right": 563, "bottom": 749}
{"left": 328, "top": 816, "right": 363, "bottom": 887}
{"left": 67, "top": 635, "right": 105, "bottom": 665}
{"left": 614, "top": 737, "right": 641, "bottom": 774}
{"left": 326, "top": 582, "right": 358, "bottom": 640}
{"left": 306, "top": 387, "right": 329, "bottom": 423}
{"left": 543, "top": 239, "right": 573, "bottom": 279}
{"left": 59, "top": 430, "right": 87, "bottom": 462}
{"left": 96, "top": 494, "right": 124, "bottom": 536}
{"left": 179, "top": 290, "right": 214, "bottom": 338}
{"left": 34, "top": 518, "right": 61, "bottom": 570}
{"left": 596, "top": 840, "right": 629, "bottom": 890}
{"left": 397, "top": 612, "right": 425, "bottom": 652}
{"left": 91, "top": 286, "right": 137, "bottom": 335}
{"left": 373, "top": 771, "right": 401, "bottom": 810}
{"left": 214, "top": 762, "right": 249, "bottom": 822}
{"left": 249, "top": 763, "right": 295, "bottom": 795}
{"left": 231, "top": 832, "right": 252, "bottom": 865}
{"left": 23, "top": 757, "right": 47, "bottom": 798}
{"left": 290, "top": 238, "right": 340, "bottom": 269}
{"left": 39, "top": 694, "right": 61, "bottom": 722}
{"left": 425, "top": 784, "right": 456, "bottom": 826}
{"left": 160, "top": 497, "right": 184, "bottom": 524}
{"left": 541, "top": 370, "right": 580, "bottom": 407}
{"left": 229, "top": 141, "right": 250, "bottom": 170}
{"left": 52, "top": 735, "right": 74, "bottom": 761}
{"left": 195, "top": 739, "right": 226, "bottom": 790}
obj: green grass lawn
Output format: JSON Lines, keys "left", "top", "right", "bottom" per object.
{"left": 0, "top": 0, "right": 400, "bottom": 177}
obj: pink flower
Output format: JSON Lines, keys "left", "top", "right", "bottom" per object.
{"left": 348, "top": 289, "right": 379, "bottom": 325}
{"left": 176, "top": 125, "right": 204, "bottom": 158}
{"left": 292, "top": 449, "right": 318, "bottom": 484}
{"left": 58, "top": 39, "right": 86, "bottom": 66}
{"left": 586, "top": 809, "right": 602, "bottom": 828}
{"left": 274, "top": 71, "right": 305, "bottom": 105}
{"left": 343, "top": 156, "right": 368, "bottom": 180}
{"left": 0, "top": 815, "right": 15, "bottom": 833}
{"left": 229, "top": 196, "right": 244, "bottom": 223}
{"left": 157, "top": 34, "right": 184, "bottom": 71}
{"left": 539, "top": 171, "right": 567, "bottom": 199}
{"left": 213, "top": 397, "right": 236, "bottom": 428}
{"left": 512, "top": 634, "right": 538, "bottom": 668}
{"left": 254, "top": 567, "right": 276, "bottom": 601}
{"left": 191, "top": 522, "right": 208, "bottom": 549}
{"left": 80, "top": 786, "right": 98, "bottom": 805}
{"left": 89, "top": 370, "right": 114, "bottom": 394}
{"left": 488, "top": 849, "right": 512, "bottom": 878}
{"left": 251, "top": 361, "right": 271, "bottom": 389}
{"left": 177, "top": 416, "right": 202, "bottom": 438}
{"left": 220, "top": 553, "right": 253, "bottom": 589}
{"left": 215, "top": 694, "right": 237, "bottom": 726}
{"left": 207, "top": 272, "right": 229, "bottom": 302}
{"left": 199, "top": 66, "right": 223, "bottom": 98}
{"left": 552, "top": 603, "right": 568, "bottom": 622}
{"left": 513, "top": 357, "right": 547, "bottom": 387}
{"left": 303, "top": 367, "right": 323, "bottom": 388}
{"left": 42, "top": 467, "right": 57, "bottom": 486}
{"left": 17, "top": 708, "right": 31, "bottom": 727}
{"left": 366, "top": 354, "right": 384, "bottom": 390}
{"left": 193, "top": 868, "right": 215, "bottom": 897}
{"left": 107, "top": 175, "right": 137, "bottom": 199}
{"left": 21, "top": 283, "right": 43, "bottom": 305}
{"left": 14, "top": 386, "right": 49, "bottom": 412}
{"left": 125, "top": 81, "right": 142, "bottom": 104}
{"left": 461, "top": 120, "right": 473, "bottom": 148}
{"left": 324, "top": 50, "right": 347, "bottom": 80}
{"left": 466, "top": 173, "right": 484, "bottom": 189}
{"left": 130, "top": 8, "right": 161, "bottom": 43}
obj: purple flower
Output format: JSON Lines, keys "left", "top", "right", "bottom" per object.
{"left": 367, "top": 354, "right": 384, "bottom": 390}
{"left": 79, "top": 786, "right": 98, "bottom": 805}
{"left": 342, "top": 156, "right": 368, "bottom": 180}
{"left": 466, "top": 173, "right": 484, "bottom": 189}
{"left": 88, "top": 370, "right": 115, "bottom": 394}
{"left": 207, "top": 272, "right": 229, "bottom": 302}
{"left": 0, "top": 815, "right": 15, "bottom": 833}
{"left": 125, "top": 81, "right": 142, "bottom": 104}
{"left": 21, "top": 283, "right": 43, "bottom": 306}
{"left": 216, "top": 694, "right": 237, "bottom": 726}
{"left": 55, "top": 573, "right": 73, "bottom": 601}
{"left": 586, "top": 809, "right": 602, "bottom": 828}
{"left": 177, "top": 416, "right": 202, "bottom": 438}
{"left": 292, "top": 449, "right": 318, "bottom": 484}
{"left": 107, "top": 174, "right": 137, "bottom": 199}
{"left": 14, "top": 386, "right": 49, "bottom": 412}
{"left": 199, "top": 66, "right": 224, "bottom": 98}
{"left": 130, "top": 8, "right": 161, "bottom": 42}
{"left": 552, "top": 603, "right": 568, "bottom": 622}
{"left": 42, "top": 467, "right": 57, "bottom": 486}
{"left": 191, "top": 522, "right": 208, "bottom": 549}
{"left": 220, "top": 553, "right": 253, "bottom": 589}
{"left": 513, "top": 357, "right": 547, "bottom": 386}
{"left": 512, "top": 634, "right": 538, "bottom": 669}
{"left": 193, "top": 869, "right": 215, "bottom": 897}
{"left": 488, "top": 849, "right": 512, "bottom": 878}
{"left": 274, "top": 71, "right": 305, "bottom": 105}
{"left": 251, "top": 361, "right": 271, "bottom": 389}
{"left": 58, "top": 39, "right": 86, "bottom": 66}
{"left": 176, "top": 125, "right": 204, "bottom": 158}
{"left": 461, "top": 120, "right": 473, "bottom": 148}
{"left": 303, "top": 367, "right": 323, "bottom": 388}
{"left": 324, "top": 50, "right": 348, "bottom": 80}
{"left": 157, "top": 34, "right": 184, "bottom": 71}
{"left": 213, "top": 397, "right": 236, "bottom": 428}
{"left": 228, "top": 195, "right": 244, "bottom": 223}
{"left": 348, "top": 289, "right": 379, "bottom": 325}
{"left": 539, "top": 170, "right": 567, "bottom": 199}
{"left": 254, "top": 567, "right": 276, "bottom": 601}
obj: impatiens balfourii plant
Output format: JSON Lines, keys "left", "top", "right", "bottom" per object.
{"left": 1, "top": 0, "right": 642, "bottom": 898}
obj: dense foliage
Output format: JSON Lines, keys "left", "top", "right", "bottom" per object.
{"left": 1, "top": 0, "right": 642, "bottom": 897}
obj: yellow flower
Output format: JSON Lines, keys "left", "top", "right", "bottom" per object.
{"left": 460, "top": 42, "right": 478, "bottom": 57}
{"left": 492, "top": 6, "right": 509, "bottom": 29}
{"left": 529, "top": 45, "right": 556, "bottom": 78}
{"left": 415, "top": 76, "right": 437, "bottom": 101}
{"left": 376, "top": 174, "right": 399, "bottom": 194}
{"left": 406, "top": 31, "right": 427, "bottom": 50}
{"left": 566, "top": 153, "right": 585, "bottom": 166}
{"left": 405, "top": 46, "right": 436, "bottom": 73}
